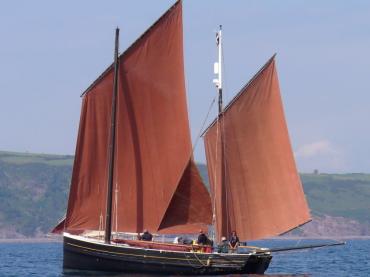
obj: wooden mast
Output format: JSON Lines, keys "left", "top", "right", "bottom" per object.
{"left": 105, "top": 28, "right": 120, "bottom": 244}
{"left": 212, "top": 25, "right": 228, "bottom": 240}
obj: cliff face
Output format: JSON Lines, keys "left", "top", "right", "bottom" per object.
{"left": 285, "top": 215, "right": 370, "bottom": 237}
{"left": 303, "top": 215, "right": 370, "bottom": 237}
{"left": 1, "top": 151, "right": 370, "bottom": 238}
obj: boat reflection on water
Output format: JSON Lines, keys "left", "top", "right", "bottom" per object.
{"left": 62, "top": 271, "right": 310, "bottom": 277}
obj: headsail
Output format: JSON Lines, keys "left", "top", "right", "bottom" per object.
{"left": 203, "top": 56, "right": 311, "bottom": 241}
{"left": 58, "top": 0, "right": 212, "bottom": 235}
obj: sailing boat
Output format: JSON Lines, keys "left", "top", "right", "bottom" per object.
{"left": 52, "top": 0, "right": 313, "bottom": 274}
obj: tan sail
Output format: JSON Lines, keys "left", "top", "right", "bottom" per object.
{"left": 204, "top": 56, "right": 311, "bottom": 241}
{"left": 61, "top": 0, "right": 212, "bottom": 235}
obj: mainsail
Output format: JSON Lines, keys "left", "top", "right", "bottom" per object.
{"left": 204, "top": 56, "right": 311, "bottom": 241}
{"left": 58, "top": 1, "right": 212, "bottom": 235}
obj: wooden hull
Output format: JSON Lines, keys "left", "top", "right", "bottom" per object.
{"left": 63, "top": 234, "right": 271, "bottom": 275}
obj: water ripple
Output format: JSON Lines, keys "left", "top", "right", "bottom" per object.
{"left": 0, "top": 240, "right": 369, "bottom": 277}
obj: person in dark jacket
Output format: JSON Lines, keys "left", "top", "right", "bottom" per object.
{"left": 140, "top": 229, "right": 153, "bottom": 241}
{"left": 197, "top": 229, "right": 209, "bottom": 245}
{"left": 229, "top": 230, "right": 239, "bottom": 252}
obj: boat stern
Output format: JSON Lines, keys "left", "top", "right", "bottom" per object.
{"left": 243, "top": 252, "right": 272, "bottom": 274}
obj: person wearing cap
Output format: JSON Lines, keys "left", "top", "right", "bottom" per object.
{"left": 196, "top": 229, "right": 209, "bottom": 245}
{"left": 173, "top": 236, "right": 183, "bottom": 244}
{"left": 217, "top": 236, "right": 229, "bottom": 253}
{"left": 140, "top": 229, "right": 153, "bottom": 241}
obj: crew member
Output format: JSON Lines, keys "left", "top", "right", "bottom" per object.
{"left": 173, "top": 236, "right": 183, "bottom": 244}
{"left": 229, "top": 230, "right": 239, "bottom": 252}
{"left": 140, "top": 229, "right": 153, "bottom": 241}
{"left": 197, "top": 229, "right": 209, "bottom": 245}
{"left": 217, "top": 236, "right": 229, "bottom": 253}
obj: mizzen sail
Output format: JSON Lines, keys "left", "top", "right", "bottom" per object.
{"left": 203, "top": 56, "right": 310, "bottom": 241}
{"left": 60, "top": 0, "right": 212, "bottom": 235}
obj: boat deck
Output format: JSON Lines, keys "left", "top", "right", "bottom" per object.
{"left": 111, "top": 238, "right": 212, "bottom": 253}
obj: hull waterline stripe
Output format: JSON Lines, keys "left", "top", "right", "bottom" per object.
{"left": 66, "top": 242, "right": 247, "bottom": 264}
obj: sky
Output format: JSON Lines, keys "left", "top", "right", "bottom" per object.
{"left": 1, "top": 0, "right": 370, "bottom": 173}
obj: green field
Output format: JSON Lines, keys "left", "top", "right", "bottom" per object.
{"left": 0, "top": 151, "right": 369, "bottom": 237}
{"left": 301, "top": 173, "right": 370, "bottom": 223}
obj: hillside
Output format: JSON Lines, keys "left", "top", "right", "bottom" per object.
{"left": 0, "top": 151, "right": 370, "bottom": 238}
{"left": 301, "top": 173, "right": 370, "bottom": 224}
{"left": 0, "top": 151, "right": 73, "bottom": 238}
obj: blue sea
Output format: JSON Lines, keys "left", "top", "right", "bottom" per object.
{"left": 1, "top": 239, "right": 369, "bottom": 277}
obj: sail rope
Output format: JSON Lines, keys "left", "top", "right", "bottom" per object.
{"left": 187, "top": 80, "right": 218, "bottom": 243}
{"left": 113, "top": 67, "right": 122, "bottom": 239}
{"left": 192, "top": 96, "right": 216, "bottom": 152}
{"left": 184, "top": 253, "right": 204, "bottom": 269}
{"left": 113, "top": 92, "right": 119, "bottom": 239}
{"left": 99, "top": 211, "right": 103, "bottom": 238}
{"left": 97, "top": 182, "right": 103, "bottom": 237}
{"left": 220, "top": 38, "right": 231, "bottom": 237}
{"left": 221, "top": 115, "right": 231, "bottom": 237}
{"left": 115, "top": 182, "right": 119, "bottom": 236}
{"left": 188, "top": 94, "right": 217, "bottom": 241}
{"left": 211, "top": 107, "right": 221, "bottom": 242}
{"left": 188, "top": 246, "right": 208, "bottom": 267}
{"left": 103, "top": 112, "right": 111, "bottom": 238}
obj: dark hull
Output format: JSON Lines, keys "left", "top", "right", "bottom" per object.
{"left": 63, "top": 235, "right": 271, "bottom": 275}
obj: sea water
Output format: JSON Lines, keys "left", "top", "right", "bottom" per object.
{"left": 1, "top": 239, "right": 369, "bottom": 277}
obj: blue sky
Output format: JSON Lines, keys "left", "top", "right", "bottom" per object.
{"left": 1, "top": 1, "right": 370, "bottom": 173}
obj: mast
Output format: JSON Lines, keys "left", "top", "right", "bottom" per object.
{"left": 105, "top": 28, "right": 120, "bottom": 244}
{"left": 212, "top": 25, "right": 228, "bottom": 241}
{"left": 213, "top": 25, "right": 223, "bottom": 114}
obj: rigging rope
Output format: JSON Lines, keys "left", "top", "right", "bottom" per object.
{"left": 212, "top": 106, "right": 220, "bottom": 242}
{"left": 190, "top": 93, "right": 217, "bottom": 243}
{"left": 111, "top": 68, "right": 120, "bottom": 239}
{"left": 192, "top": 96, "right": 216, "bottom": 152}
{"left": 220, "top": 38, "right": 231, "bottom": 237}
{"left": 189, "top": 246, "right": 209, "bottom": 267}
{"left": 115, "top": 182, "right": 119, "bottom": 236}
{"left": 189, "top": 94, "right": 217, "bottom": 241}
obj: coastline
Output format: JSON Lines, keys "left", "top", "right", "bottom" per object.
{"left": 0, "top": 237, "right": 62, "bottom": 243}
{"left": 1, "top": 235, "right": 370, "bottom": 243}
{"left": 268, "top": 235, "right": 370, "bottom": 240}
